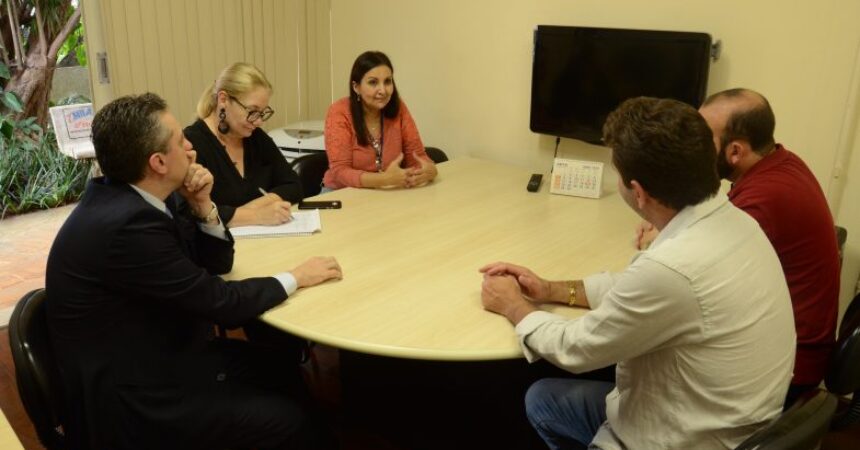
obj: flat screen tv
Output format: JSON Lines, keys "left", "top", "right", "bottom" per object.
{"left": 529, "top": 26, "right": 712, "bottom": 144}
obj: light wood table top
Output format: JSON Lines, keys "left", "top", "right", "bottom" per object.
{"left": 227, "top": 157, "right": 637, "bottom": 360}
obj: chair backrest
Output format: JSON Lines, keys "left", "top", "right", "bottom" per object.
{"left": 735, "top": 389, "right": 837, "bottom": 450}
{"left": 836, "top": 226, "right": 847, "bottom": 267}
{"left": 823, "top": 291, "right": 860, "bottom": 429}
{"left": 291, "top": 152, "right": 329, "bottom": 198}
{"left": 424, "top": 147, "right": 449, "bottom": 164}
{"left": 826, "top": 292, "right": 860, "bottom": 395}
{"left": 8, "top": 288, "right": 66, "bottom": 448}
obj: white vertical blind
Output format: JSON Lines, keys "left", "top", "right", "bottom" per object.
{"left": 96, "top": 0, "right": 332, "bottom": 128}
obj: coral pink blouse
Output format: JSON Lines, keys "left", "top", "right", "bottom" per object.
{"left": 323, "top": 97, "right": 429, "bottom": 189}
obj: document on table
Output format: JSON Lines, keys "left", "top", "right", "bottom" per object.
{"left": 230, "top": 209, "right": 321, "bottom": 238}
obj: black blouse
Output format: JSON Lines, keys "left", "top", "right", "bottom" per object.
{"left": 184, "top": 119, "right": 303, "bottom": 223}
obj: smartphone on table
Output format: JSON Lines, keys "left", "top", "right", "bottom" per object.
{"left": 298, "top": 200, "right": 342, "bottom": 210}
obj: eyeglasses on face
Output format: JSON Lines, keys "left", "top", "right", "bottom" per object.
{"left": 229, "top": 95, "right": 275, "bottom": 122}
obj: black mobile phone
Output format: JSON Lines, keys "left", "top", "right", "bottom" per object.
{"left": 298, "top": 200, "right": 342, "bottom": 210}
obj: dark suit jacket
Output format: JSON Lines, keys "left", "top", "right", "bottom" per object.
{"left": 184, "top": 119, "right": 304, "bottom": 224}
{"left": 45, "top": 178, "right": 287, "bottom": 449}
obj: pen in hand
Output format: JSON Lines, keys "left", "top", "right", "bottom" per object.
{"left": 259, "top": 187, "right": 293, "bottom": 224}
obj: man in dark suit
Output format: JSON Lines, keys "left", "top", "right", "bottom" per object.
{"left": 45, "top": 93, "right": 342, "bottom": 450}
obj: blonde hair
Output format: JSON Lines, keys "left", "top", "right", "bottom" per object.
{"left": 196, "top": 62, "right": 273, "bottom": 119}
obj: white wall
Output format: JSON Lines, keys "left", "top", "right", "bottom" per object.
{"left": 327, "top": 0, "right": 860, "bottom": 312}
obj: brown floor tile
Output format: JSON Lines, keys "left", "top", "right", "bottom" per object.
{"left": 0, "top": 206, "right": 73, "bottom": 324}
{"left": 0, "top": 275, "right": 23, "bottom": 290}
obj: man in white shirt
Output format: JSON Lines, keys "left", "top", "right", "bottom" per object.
{"left": 480, "top": 97, "right": 795, "bottom": 449}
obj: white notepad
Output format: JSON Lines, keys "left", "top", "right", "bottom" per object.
{"left": 230, "top": 209, "right": 322, "bottom": 238}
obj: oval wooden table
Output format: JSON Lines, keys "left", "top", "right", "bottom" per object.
{"left": 226, "top": 157, "right": 637, "bottom": 361}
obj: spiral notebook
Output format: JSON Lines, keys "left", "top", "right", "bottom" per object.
{"left": 230, "top": 209, "right": 322, "bottom": 238}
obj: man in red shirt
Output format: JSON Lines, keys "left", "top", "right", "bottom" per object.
{"left": 638, "top": 88, "right": 839, "bottom": 406}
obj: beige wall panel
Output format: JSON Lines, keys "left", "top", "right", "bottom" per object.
{"left": 270, "top": 0, "right": 290, "bottom": 124}
{"left": 81, "top": 0, "right": 114, "bottom": 110}
{"left": 224, "top": 1, "right": 246, "bottom": 64}
{"left": 100, "top": 0, "right": 128, "bottom": 96}
{"left": 305, "top": 0, "right": 332, "bottom": 120}
{"left": 193, "top": 0, "right": 217, "bottom": 99}
{"left": 168, "top": 1, "right": 194, "bottom": 122}
{"left": 101, "top": 0, "right": 285, "bottom": 124}
{"left": 138, "top": 3, "right": 162, "bottom": 94}
{"left": 123, "top": 1, "right": 149, "bottom": 93}
{"left": 269, "top": 0, "right": 292, "bottom": 126}
{"left": 262, "top": 0, "right": 277, "bottom": 75}
{"left": 241, "top": 1, "right": 254, "bottom": 65}
{"left": 281, "top": 0, "right": 306, "bottom": 125}
{"left": 103, "top": 0, "right": 315, "bottom": 127}
{"left": 153, "top": 0, "right": 179, "bottom": 113}
{"left": 251, "top": 1, "right": 265, "bottom": 66}
{"left": 181, "top": 0, "right": 203, "bottom": 120}
{"left": 239, "top": 0, "right": 309, "bottom": 127}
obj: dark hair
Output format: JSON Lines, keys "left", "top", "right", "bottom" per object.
{"left": 603, "top": 97, "right": 720, "bottom": 210}
{"left": 92, "top": 92, "right": 171, "bottom": 183}
{"left": 702, "top": 88, "right": 776, "bottom": 154}
{"left": 349, "top": 51, "right": 400, "bottom": 146}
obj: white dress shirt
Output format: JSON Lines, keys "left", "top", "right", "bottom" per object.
{"left": 516, "top": 195, "right": 795, "bottom": 449}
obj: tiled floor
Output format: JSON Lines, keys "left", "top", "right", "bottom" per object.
{"left": 0, "top": 204, "right": 76, "bottom": 326}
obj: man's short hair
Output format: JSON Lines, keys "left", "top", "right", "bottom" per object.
{"left": 92, "top": 93, "right": 171, "bottom": 183}
{"left": 603, "top": 97, "right": 720, "bottom": 210}
{"left": 702, "top": 88, "right": 776, "bottom": 154}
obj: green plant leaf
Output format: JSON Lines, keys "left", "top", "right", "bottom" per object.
{"left": 76, "top": 45, "right": 88, "bottom": 66}
{"left": 2, "top": 92, "right": 23, "bottom": 112}
{"left": 0, "top": 120, "right": 14, "bottom": 139}
{"left": 0, "top": 122, "right": 92, "bottom": 217}
{"left": 0, "top": 62, "right": 10, "bottom": 80}
{"left": 58, "top": 22, "right": 86, "bottom": 67}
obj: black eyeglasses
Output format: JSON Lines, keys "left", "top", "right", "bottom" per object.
{"left": 229, "top": 95, "right": 275, "bottom": 122}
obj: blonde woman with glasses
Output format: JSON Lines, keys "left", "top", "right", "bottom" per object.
{"left": 185, "top": 62, "right": 302, "bottom": 227}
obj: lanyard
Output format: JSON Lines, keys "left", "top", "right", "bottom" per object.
{"left": 372, "top": 116, "right": 384, "bottom": 172}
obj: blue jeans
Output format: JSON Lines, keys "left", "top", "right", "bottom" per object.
{"left": 525, "top": 378, "right": 615, "bottom": 450}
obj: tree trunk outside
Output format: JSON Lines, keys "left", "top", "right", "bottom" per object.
{"left": 2, "top": 6, "right": 81, "bottom": 128}
{"left": 5, "top": 45, "right": 54, "bottom": 126}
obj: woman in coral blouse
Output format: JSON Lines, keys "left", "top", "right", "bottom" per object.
{"left": 322, "top": 51, "right": 437, "bottom": 190}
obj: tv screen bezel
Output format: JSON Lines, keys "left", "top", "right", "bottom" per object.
{"left": 529, "top": 25, "right": 712, "bottom": 144}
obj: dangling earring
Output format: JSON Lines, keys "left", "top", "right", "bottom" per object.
{"left": 217, "top": 108, "right": 230, "bottom": 134}
{"left": 355, "top": 93, "right": 361, "bottom": 103}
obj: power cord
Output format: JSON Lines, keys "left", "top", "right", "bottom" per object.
{"left": 550, "top": 136, "right": 561, "bottom": 172}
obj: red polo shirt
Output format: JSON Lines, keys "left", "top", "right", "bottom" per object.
{"left": 728, "top": 144, "right": 839, "bottom": 385}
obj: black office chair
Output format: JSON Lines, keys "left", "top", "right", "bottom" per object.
{"left": 835, "top": 225, "right": 847, "bottom": 267}
{"left": 826, "top": 291, "right": 860, "bottom": 429}
{"left": 291, "top": 152, "right": 329, "bottom": 198}
{"left": 735, "top": 389, "right": 837, "bottom": 450}
{"left": 8, "top": 288, "right": 67, "bottom": 449}
{"left": 424, "top": 146, "right": 449, "bottom": 164}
